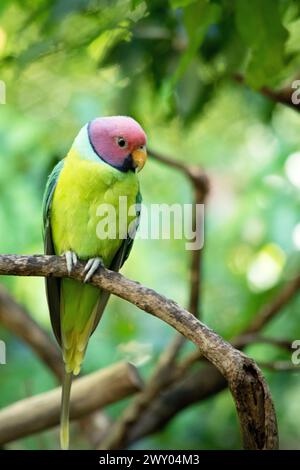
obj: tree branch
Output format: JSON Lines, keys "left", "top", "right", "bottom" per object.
{"left": 0, "top": 361, "right": 143, "bottom": 445}
{"left": 149, "top": 147, "right": 209, "bottom": 320}
{"left": 171, "top": 332, "right": 294, "bottom": 375}
{"left": 124, "top": 364, "right": 227, "bottom": 445}
{"left": 0, "top": 254, "right": 278, "bottom": 449}
{"left": 233, "top": 73, "right": 300, "bottom": 113}
{"left": 0, "top": 285, "right": 63, "bottom": 380}
{"left": 240, "top": 275, "right": 300, "bottom": 335}
{"left": 119, "top": 272, "right": 300, "bottom": 445}
{"left": 233, "top": 334, "right": 293, "bottom": 352}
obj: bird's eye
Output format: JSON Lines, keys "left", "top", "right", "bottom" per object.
{"left": 117, "top": 137, "right": 127, "bottom": 148}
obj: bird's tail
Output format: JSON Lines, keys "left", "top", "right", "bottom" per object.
{"left": 60, "top": 370, "right": 73, "bottom": 450}
{"left": 59, "top": 280, "right": 100, "bottom": 449}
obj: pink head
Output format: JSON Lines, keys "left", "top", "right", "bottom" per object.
{"left": 88, "top": 116, "right": 147, "bottom": 172}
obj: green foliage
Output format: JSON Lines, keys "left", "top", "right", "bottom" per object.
{"left": 235, "top": 0, "right": 288, "bottom": 88}
{"left": 167, "top": 0, "right": 221, "bottom": 87}
{"left": 1, "top": 0, "right": 300, "bottom": 450}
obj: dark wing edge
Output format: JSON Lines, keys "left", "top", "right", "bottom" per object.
{"left": 91, "top": 190, "right": 142, "bottom": 333}
{"left": 42, "top": 160, "right": 64, "bottom": 346}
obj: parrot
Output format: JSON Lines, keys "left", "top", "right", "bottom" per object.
{"left": 42, "top": 116, "right": 147, "bottom": 449}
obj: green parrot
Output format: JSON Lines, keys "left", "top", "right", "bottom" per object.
{"left": 43, "top": 116, "right": 147, "bottom": 449}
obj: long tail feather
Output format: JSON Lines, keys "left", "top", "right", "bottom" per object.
{"left": 60, "top": 371, "right": 73, "bottom": 450}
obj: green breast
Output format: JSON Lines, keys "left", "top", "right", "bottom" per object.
{"left": 51, "top": 149, "right": 139, "bottom": 266}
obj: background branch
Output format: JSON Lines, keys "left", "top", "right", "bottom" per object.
{"left": 0, "top": 361, "right": 143, "bottom": 445}
{"left": 233, "top": 73, "right": 300, "bottom": 113}
{"left": 116, "top": 272, "right": 300, "bottom": 445}
{"left": 149, "top": 148, "right": 209, "bottom": 320}
{"left": 240, "top": 275, "right": 300, "bottom": 335}
{"left": 259, "top": 361, "right": 300, "bottom": 372}
{"left": 0, "top": 285, "right": 63, "bottom": 380}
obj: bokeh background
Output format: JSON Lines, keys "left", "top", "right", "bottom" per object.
{"left": 1, "top": 0, "right": 300, "bottom": 449}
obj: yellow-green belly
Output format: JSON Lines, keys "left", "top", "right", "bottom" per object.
{"left": 51, "top": 149, "right": 138, "bottom": 264}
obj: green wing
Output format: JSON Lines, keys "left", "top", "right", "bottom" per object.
{"left": 90, "top": 190, "right": 142, "bottom": 334}
{"left": 43, "top": 160, "right": 65, "bottom": 345}
{"left": 113, "top": 189, "right": 142, "bottom": 268}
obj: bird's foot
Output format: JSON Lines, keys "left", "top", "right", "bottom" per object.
{"left": 83, "top": 257, "right": 104, "bottom": 283}
{"left": 64, "top": 251, "right": 78, "bottom": 274}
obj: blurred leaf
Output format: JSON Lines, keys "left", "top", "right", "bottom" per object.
{"left": 285, "top": 17, "right": 300, "bottom": 54}
{"left": 88, "top": 25, "right": 131, "bottom": 63}
{"left": 0, "top": 0, "right": 9, "bottom": 14}
{"left": 130, "top": 0, "right": 145, "bottom": 9}
{"left": 170, "top": 0, "right": 198, "bottom": 7}
{"left": 163, "top": 0, "right": 221, "bottom": 98}
{"left": 49, "top": 0, "right": 89, "bottom": 20}
{"left": 235, "top": 0, "right": 288, "bottom": 88}
{"left": 284, "top": 1, "right": 300, "bottom": 55}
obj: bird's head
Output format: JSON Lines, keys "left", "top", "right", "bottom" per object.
{"left": 81, "top": 116, "right": 147, "bottom": 173}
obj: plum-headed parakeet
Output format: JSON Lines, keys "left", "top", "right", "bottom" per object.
{"left": 42, "top": 116, "right": 147, "bottom": 449}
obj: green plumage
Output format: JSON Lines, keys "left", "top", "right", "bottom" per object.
{"left": 43, "top": 148, "right": 140, "bottom": 366}
{"left": 43, "top": 147, "right": 141, "bottom": 448}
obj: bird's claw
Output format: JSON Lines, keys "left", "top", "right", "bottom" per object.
{"left": 65, "top": 251, "right": 78, "bottom": 274}
{"left": 83, "top": 257, "right": 104, "bottom": 283}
